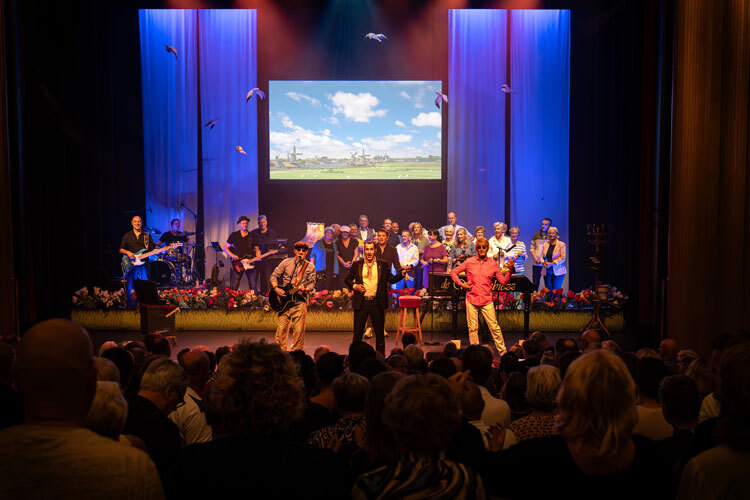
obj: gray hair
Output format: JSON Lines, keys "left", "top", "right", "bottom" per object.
{"left": 527, "top": 364, "right": 561, "bottom": 412}
{"left": 139, "top": 358, "right": 187, "bottom": 393}
{"left": 85, "top": 381, "right": 128, "bottom": 440}
{"left": 257, "top": 214, "right": 267, "bottom": 221}
{"left": 94, "top": 356, "right": 120, "bottom": 384}
{"left": 509, "top": 226, "right": 520, "bottom": 234}
{"left": 494, "top": 221, "right": 507, "bottom": 230}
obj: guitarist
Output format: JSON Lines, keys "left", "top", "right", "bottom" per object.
{"left": 224, "top": 216, "right": 260, "bottom": 291}
{"left": 269, "top": 241, "right": 316, "bottom": 351}
{"left": 345, "top": 241, "right": 409, "bottom": 355}
{"left": 120, "top": 215, "right": 156, "bottom": 308}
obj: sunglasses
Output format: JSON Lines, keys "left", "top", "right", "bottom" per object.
{"left": 294, "top": 246, "right": 308, "bottom": 251}
{"left": 476, "top": 245, "right": 489, "bottom": 249}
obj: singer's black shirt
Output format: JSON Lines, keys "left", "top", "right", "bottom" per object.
{"left": 120, "top": 230, "right": 156, "bottom": 254}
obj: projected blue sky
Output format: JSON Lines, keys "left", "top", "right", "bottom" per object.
{"left": 269, "top": 81, "right": 442, "bottom": 161}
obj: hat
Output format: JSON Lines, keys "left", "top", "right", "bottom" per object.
{"left": 340, "top": 225, "right": 351, "bottom": 233}
{"left": 324, "top": 226, "right": 335, "bottom": 233}
{"left": 237, "top": 216, "right": 250, "bottom": 224}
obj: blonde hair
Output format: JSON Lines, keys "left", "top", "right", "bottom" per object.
{"left": 557, "top": 350, "right": 637, "bottom": 457}
{"left": 527, "top": 365, "right": 561, "bottom": 412}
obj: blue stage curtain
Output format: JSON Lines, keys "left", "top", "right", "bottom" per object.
{"left": 447, "top": 10, "right": 507, "bottom": 232}
{"left": 198, "top": 10, "right": 259, "bottom": 270}
{"left": 138, "top": 9, "right": 198, "bottom": 240}
{"left": 510, "top": 10, "right": 570, "bottom": 287}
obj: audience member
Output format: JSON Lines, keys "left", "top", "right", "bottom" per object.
{"left": 461, "top": 380, "right": 489, "bottom": 447}
{"left": 0, "top": 342, "right": 23, "bottom": 429}
{"left": 313, "top": 345, "right": 331, "bottom": 363}
{"left": 497, "top": 351, "right": 521, "bottom": 387}
{"left": 357, "top": 357, "right": 388, "bottom": 381}
{"left": 633, "top": 356, "right": 672, "bottom": 440}
{"left": 443, "top": 341, "right": 459, "bottom": 358}
{"left": 509, "top": 365, "right": 561, "bottom": 441}
{"left": 660, "top": 339, "right": 679, "bottom": 374}
{"left": 85, "top": 381, "right": 128, "bottom": 441}
{"left": 93, "top": 356, "right": 120, "bottom": 383}
{"left": 678, "top": 342, "right": 750, "bottom": 499}
{"left": 170, "top": 340, "right": 348, "bottom": 499}
{"left": 462, "top": 345, "right": 510, "bottom": 426}
{"left": 636, "top": 347, "right": 659, "bottom": 359}
{"left": 602, "top": 340, "right": 623, "bottom": 356}
{"left": 348, "top": 341, "right": 376, "bottom": 375}
{"left": 579, "top": 329, "right": 602, "bottom": 352}
{"left": 500, "top": 371, "right": 531, "bottom": 422}
{"left": 215, "top": 345, "right": 231, "bottom": 364}
{"left": 520, "top": 338, "right": 542, "bottom": 370}
{"left": 404, "top": 344, "right": 427, "bottom": 373}
{"left": 554, "top": 337, "right": 579, "bottom": 361}
{"left": 97, "top": 340, "right": 118, "bottom": 356}
{"left": 558, "top": 351, "right": 582, "bottom": 379}
{"left": 290, "top": 351, "right": 343, "bottom": 442}
{"left": 658, "top": 375, "right": 701, "bottom": 490}
{"left": 308, "top": 373, "right": 369, "bottom": 451}
{"left": 101, "top": 346, "right": 134, "bottom": 389}
{"left": 144, "top": 333, "right": 171, "bottom": 357}
{"left": 677, "top": 349, "right": 698, "bottom": 375}
{"left": 485, "top": 350, "right": 670, "bottom": 498}
{"left": 429, "top": 357, "right": 458, "bottom": 378}
{"left": 529, "top": 331, "right": 552, "bottom": 352}
{"left": 169, "top": 350, "right": 212, "bottom": 445}
{"left": 0, "top": 319, "right": 162, "bottom": 498}
{"left": 351, "top": 371, "right": 404, "bottom": 475}
{"left": 685, "top": 357, "right": 717, "bottom": 402}
{"left": 123, "top": 358, "right": 185, "bottom": 483}
{"left": 176, "top": 347, "right": 190, "bottom": 364}
{"left": 290, "top": 350, "right": 319, "bottom": 397}
{"left": 353, "top": 374, "right": 485, "bottom": 499}
{"left": 386, "top": 354, "right": 408, "bottom": 374}
{"left": 401, "top": 332, "right": 417, "bottom": 349}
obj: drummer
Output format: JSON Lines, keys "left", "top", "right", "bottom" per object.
{"left": 158, "top": 218, "right": 191, "bottom": 256}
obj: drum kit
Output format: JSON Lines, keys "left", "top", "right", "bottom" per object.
{"left": 145, "top": 226, "right": 198, "bottom": 287}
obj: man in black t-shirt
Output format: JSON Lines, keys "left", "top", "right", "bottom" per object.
{"left": 158, "top": 219, "right": 189, "bottom": 250}
{"left": 224, "top": 216, "right": 260, "bottom": 291}
{"left": 120, "top": 215, "right": 156, "bottom": 308}
{"left": 249, "top": 215, "right": 279, "bottom": 294}
{"left": 530, "top": 217, "right": 551, "bottom": 289}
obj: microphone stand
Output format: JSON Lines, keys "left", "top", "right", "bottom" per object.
{"left": 183, "top": 202, "right": 201, "bottom": 284}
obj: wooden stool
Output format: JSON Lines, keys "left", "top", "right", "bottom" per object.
{"left": 396, "top": 295, "right": 423, "bottom": 346}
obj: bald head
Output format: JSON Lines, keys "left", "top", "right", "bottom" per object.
{"left": 17, "top": 319, "right": 96, "bottom": 425}
{"left": 181, "top": 350, "right": 210, "bottom": 387}
{"left": 660, "top": 339, "right": 678, "bottom": 359}
{"left": 580, "top": 329, "right": 602, "bottom": 352}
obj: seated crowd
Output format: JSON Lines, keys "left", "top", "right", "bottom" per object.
{"left": 0, "top": 321, "right": 749, "bottom": 499}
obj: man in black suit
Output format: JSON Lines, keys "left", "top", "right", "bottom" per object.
{"left": 345, "top": 241, "right": 408, "bottom": 355}
{"left": 374, "top": 228, "right": 402, "bottom": 273}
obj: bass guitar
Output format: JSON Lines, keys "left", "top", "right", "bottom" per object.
{"left": 268, "top": 274, "right": 325, "bottom": 314}
{"left": 122, "top": 243, "right": 182, "bottom": 275}
{"left": 231, "top": 249, "right": 279, "bottom": 273}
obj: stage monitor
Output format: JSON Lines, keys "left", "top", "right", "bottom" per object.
{"left": 269, "top": 80, "right": 442, "bottom": 181}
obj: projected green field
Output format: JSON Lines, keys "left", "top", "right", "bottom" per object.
{"left": 269, "top": 80, "right": 442, "bottom": 181}
{"left": 270, "top": 162, "right": 440, "bottom": 180}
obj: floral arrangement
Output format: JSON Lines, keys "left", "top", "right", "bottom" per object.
{"left": 73, "top": 285, "right": 627, "bottom": 312}
{"left": 72, "top": 287, "right": 127, "bottom": 309}
{"left": 308, "top": 289, "right": 354, "bottom": 310}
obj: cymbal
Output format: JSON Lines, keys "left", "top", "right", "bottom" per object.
{"left": 176, "top": 231, "right": 196, "bottom": 237}
{"left": 144, "top": 226, "right": 162, "bottom": 234}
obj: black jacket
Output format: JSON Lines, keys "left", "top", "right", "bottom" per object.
{"left": 345, "top": 259, "right": 405, "bottom": 310}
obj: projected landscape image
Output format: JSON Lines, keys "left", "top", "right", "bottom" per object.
{"left": 269, "top": 81, "right": 442, "bottom": 180}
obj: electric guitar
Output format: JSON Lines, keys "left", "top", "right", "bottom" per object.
{"left": 231, "top": 249, "right": 279, "bottom": 273}
{"left": 122, "top": 243, "right": 183, "bottom": 275}
{"left": 268, "top": 274, "right": 325, "bottom": 313}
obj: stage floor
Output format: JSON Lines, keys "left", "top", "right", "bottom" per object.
{"left": 89, "top": 329, "right": 637, "bottom": 359}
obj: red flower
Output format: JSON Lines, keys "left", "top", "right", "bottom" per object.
{"left": 567, "top": 290, "right": 576, "bottom": 298}
{"left": 325, "top": 300, "right": 334, "bottom": 308}
{"left": 310, "top": 299, "right": 317, "bottom": 305}
{"left": 321, "top": 289, "right": 329, "bottom": 295}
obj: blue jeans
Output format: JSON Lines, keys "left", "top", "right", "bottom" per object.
{"left": 126, "top": 265, "right": 149, "bottom": 308}
{"left": 544, "top": 272, "right": 565, "bottom": 292}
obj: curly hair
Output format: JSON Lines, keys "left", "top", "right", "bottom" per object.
{"left": 206, "top": 340, "right": 304, "bottom": 436}
{"left": 383, "top": 374, "right": 461, "bottom": 455}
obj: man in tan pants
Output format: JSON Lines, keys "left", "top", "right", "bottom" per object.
{"left": 270, "top": 241, "right": 317, "bottom": 351}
